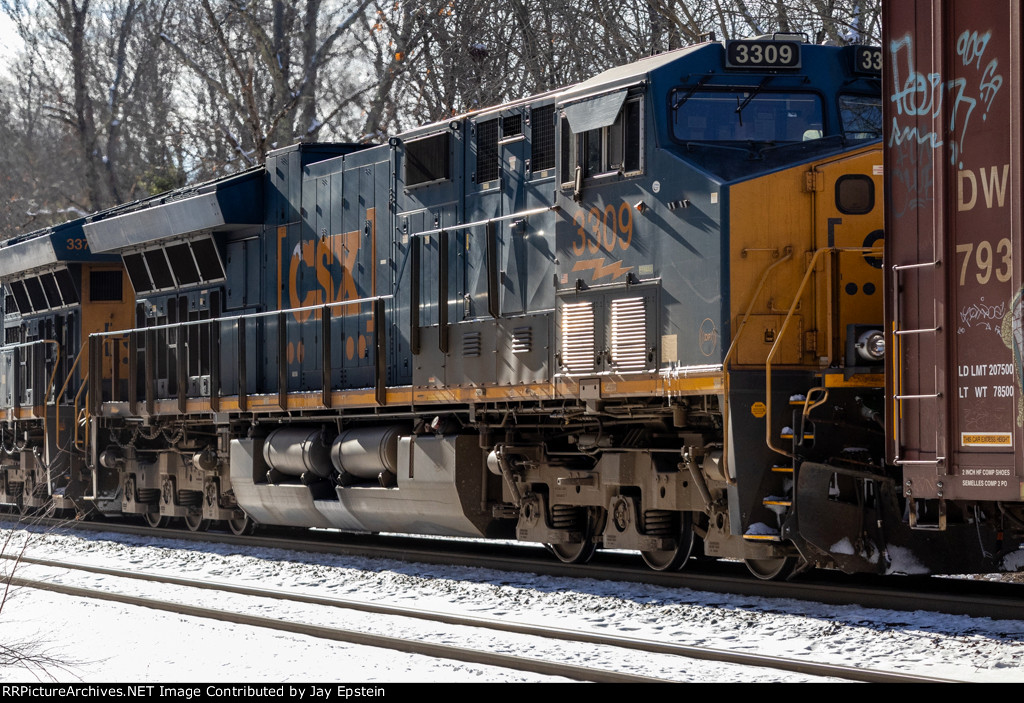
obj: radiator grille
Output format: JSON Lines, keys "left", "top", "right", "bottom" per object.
{"left": 561, "top": 301, "right": 595, "bottom": 373}
{"left": 610, "top": 297, "right": 647, "bottom": 370}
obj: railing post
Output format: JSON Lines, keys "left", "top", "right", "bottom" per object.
{"left": 128, "top": 332, "right": 138, "bottom": 415}
{"left": 277, "top": 311, "right": 288, "bottom": 411}
{"left": 88, "top": 336, "right": 100, "bottom": 416}
{"left": 144, "top": 329, "right": 156, "bottom": 417}
{"left": 176, "top": 323, "right": 187, "bottom": 414}
{"left": 375, "top": 297, "right": 387, "bottom": 406}
{"left": 237, "top": 317, "right": 247, "bottom": 412}
{"left": 210, "top": 321, "right": 221, "bottom": 413}
{"left": 321, "top": 308, "right": 331, "bottom": 408}
{"left": 111, "top": 336, "right": 121, "bottom": 406}
{"left": 410, "top": 235, "right": 421, "bottom": 355}
{"left": 439, "top": 229, "right": 449, "bottom": 354}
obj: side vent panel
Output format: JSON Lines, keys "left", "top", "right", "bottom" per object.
{"left": 462, "top": 331, "right": 482, "bottom": 358}
{"left": 561, "top": 301, "right": 595, "bottom": 373}
{"left": 610, "top": 297, "right": 647, "bottom": 371}
{"left": 511, "top": 326, "right": 532, "bottom": 355}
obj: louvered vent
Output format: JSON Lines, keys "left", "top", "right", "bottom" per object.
{"left": 462, "top": 331, "right": 482, "bottom": 357}
{"left": 502, "top": 114, "right": 523, "bottom": 138}
{"left": 610, "top": 297, "right": 647, "bottom": 370}
{"left": 511, "top": 326, "right": 532, "bottom": 354}
{"left": 561, "top": 301, "right": 595, "bottom": 373}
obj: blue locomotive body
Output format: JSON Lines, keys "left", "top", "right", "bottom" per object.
{"left": 3, "top": 36, "right": 1013, "bottom": 578}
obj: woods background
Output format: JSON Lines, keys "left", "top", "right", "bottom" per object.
{"left": 0, "top": 0, "right": 880, "bottom": 236}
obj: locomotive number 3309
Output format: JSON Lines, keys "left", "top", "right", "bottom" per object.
{"left": 571, "top": 202, "right": 634, "bottom": 255}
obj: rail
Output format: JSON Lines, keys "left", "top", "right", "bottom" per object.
{"left": 763, "top": 246, "right": 881, "bottom": 459}
{"left": 88, "top": 294, "right": 393, "bottom": 416}
{"left": 0, "top": 338, "right": 63, "bottom": 416}
{"left": 719, "top": 246, "right": 794, "bottom": 485}
{"left": 889, "top": 260, "right": 943, "bottom": 467}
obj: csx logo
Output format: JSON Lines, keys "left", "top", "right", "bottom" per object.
{"left": 278, "top": 209, "right": 375, "bottom": 323}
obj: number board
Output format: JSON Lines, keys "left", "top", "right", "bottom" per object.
{"left": 853, "top": 46, "right": 882, "bottom": 75}
{"left": 725, "top": 40, "right": 801, "bottom": 69}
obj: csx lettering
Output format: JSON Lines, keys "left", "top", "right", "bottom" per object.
{"left": 287, "top": 234, "right": 360, "bottom": 322}
{"left": 572, "top": 202, "right": 634, "bottom": 256}
{"left": 284, "top": 209, "right": 374, "bottom": 323}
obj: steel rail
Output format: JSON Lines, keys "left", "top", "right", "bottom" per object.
{"left": 7, "top": 554, "right": 957, "bottom": 683}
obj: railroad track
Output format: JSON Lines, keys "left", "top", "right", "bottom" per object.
{"left": 6, "top": 514, "right": 1024, "bottom": 622}
{"left": 3, "top": 552, "right": 958, "bottom": 683}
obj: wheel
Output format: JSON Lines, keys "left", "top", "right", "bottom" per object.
{"left": 183, "top": 512, "right": 210, "bottom": 532}
{"left": 547, "top": 538, "right": 598, "bottom": 564}
{"left": 641, "top": 512, "right": 696, "bottom": 571}
{"left": 744, "top": 556, "right": 797, "bottom": 581}
{"left": 227, "top": 513, "right": 255, "bottom": 536}
{"left": 143, "top": 511, "right": 169, "bottom": 528}
{"left": 546, "top": 507, "right": 601, "bottom": 564}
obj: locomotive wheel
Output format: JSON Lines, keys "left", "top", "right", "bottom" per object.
{"left": 184, "top": 513, "right": 211, "bottom": 532}
{"left": 641, "top": 512, "right": 696, "bottom": 572}
{"left": 227, "top": 514, "right": 255, "bottom": 536}
{"left": 547, "top": 537, "right": 597, "bottom": 564}
{"left": 143, "top": 511, "right": 169, "bottom": 528}
{"left": 546, "top": 507, "right": 601, "bottom": 564}
{"left": 744, "top": 556, "right": 796, "bottom": 581}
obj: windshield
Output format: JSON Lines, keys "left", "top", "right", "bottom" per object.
{"left": 672, "top": 90, "right": 824, "bottom": 143}
{"left": 839, "top": 94, "right": 882, "bottom": 141}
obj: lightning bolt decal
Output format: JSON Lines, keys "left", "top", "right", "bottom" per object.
{"left": 572, "top": 257, "right": 633, "bottom": 281}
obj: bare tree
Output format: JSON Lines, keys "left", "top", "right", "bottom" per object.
{"left": 0, "top": 0, "right": 881, "bottom": 230}
{"left": 160, "top": 0, "right": 372, "bottom": 170}
{"left": 0, "top": 0, "right": 184, "bottom": 218}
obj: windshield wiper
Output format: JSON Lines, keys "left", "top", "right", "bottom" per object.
{"left": 735, "top": 77, "right": 772, "bottom": 126}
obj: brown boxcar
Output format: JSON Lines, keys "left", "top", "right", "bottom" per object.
{"left": 885, "top": 1, "right": 1024, "bottom": 507}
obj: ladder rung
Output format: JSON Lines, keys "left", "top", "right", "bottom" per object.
{"left": 743, "top": 533, "right": 782, "bottom": 542}
{"left": 894, "top": 326, "right": 940, "bottom": 336}
{"left": 893, "top": 260, "right": 940, "bottom": 271}
{"left": 894, "top": 393, "right": 941, "bottom": 400}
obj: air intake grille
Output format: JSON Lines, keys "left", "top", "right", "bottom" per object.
{"left": 511, "top": 326, "right": 532, "bottom": 354}
{"left": 502, "top": 114, "right": 522, "bottom": 138}
{"left": 610, "top": 297, "right": 647, "bottom": 370}
{"left": 476, "top": 119, "right": 499, "bottom": 183}
{"left": 462, "top": 331, "right": 482, "bottom": 357}
{"left": 561, "top": 301, "right": 595, "bottom": 373}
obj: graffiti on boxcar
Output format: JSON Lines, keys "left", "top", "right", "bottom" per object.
{"left": 959, "top": 298, "right": 1007, "bottom": 336}
{"left": 888, "top": 30, "right": 1005, "bottom": 217}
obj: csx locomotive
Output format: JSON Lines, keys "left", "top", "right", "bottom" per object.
{"left": 0, "top": 28, "right": 1018, "bottom": 580}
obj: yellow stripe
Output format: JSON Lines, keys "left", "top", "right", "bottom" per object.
{"left": 102, "top": 375, "right": 728, "bottom": 417}
{"left": 822, "top": 373, "right": 884, "bottom": 388}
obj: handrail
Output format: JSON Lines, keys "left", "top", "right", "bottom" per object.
{"left": 0, "top": 337, "right": 61, "bottom": 410}
{"left": 764, "top": 246, "right": 880, "bottom": 459}
{"left": 89, "top": 294, "right": 394, "bottom": 413}
{"left": 718, "top": 246, "right": 794, "bottom": 485}
{"left": 88, "top": 294, "right": 395, "bottom": 338}
{"left": 49, "top": 344, "right": 85, "bottom": 495}
{"left": 889, "top": 260, "right": 942, "bottom": 466}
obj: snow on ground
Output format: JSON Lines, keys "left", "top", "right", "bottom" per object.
{"left": 1, "top": 524, "right": 1024, "bottom": 683}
